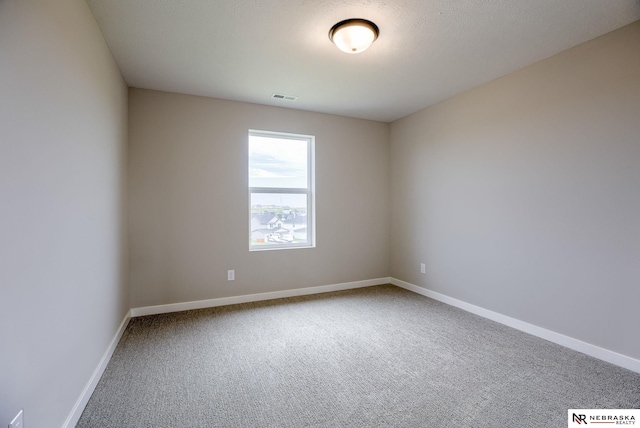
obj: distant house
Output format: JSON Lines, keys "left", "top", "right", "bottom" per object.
{"left": 251, "top": 212, "right": 281, "bottom": 232}
{"left": 251, "top": 212, "right": 293, "bottom": 243}
{"left": 282, "top": 213, "right": 307, "bottom": 228}
{"left": 251, "top": 227, "right": 293, "bottom": 243}
{"left": 251, "top": 228, "right": 272, "bottom": 243}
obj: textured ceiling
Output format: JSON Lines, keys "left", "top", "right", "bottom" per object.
{"left": 86, "top": 0, "right": 640, "bottom": 122}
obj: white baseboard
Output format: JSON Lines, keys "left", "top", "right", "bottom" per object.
{"left": 390, "top": 277, "right": 640, "bottom": 374}
{"left": 130, "top": 277, "right": 390, "bottom": 317}
{"left": 65, "top": 276, "right": 639, "bottom": 427}
{"left": 64, "top": 278, "right": 387, "bottom": 426}
{"left": 62, "top": 313, "right": 131, "bottom": 428}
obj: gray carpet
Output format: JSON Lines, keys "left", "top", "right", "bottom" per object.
{"left": 77, "top": 285, "right": 640, "bottom": 427}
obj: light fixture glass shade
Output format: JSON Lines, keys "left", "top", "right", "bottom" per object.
{"left": 329, "top": 19, "right": 379, "bottom": 54}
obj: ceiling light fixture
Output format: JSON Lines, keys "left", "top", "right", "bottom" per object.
{"left": 329, "top": 18, "right": 379, "bottom": 54}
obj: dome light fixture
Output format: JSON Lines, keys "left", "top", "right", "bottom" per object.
{"left": 329, "top": 18, "right": 379, "bottom": 54}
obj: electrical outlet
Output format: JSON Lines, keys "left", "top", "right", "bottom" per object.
{"left": 9, "top": 410, "right": 23, "bottom": 428}
{"left": 420, "top": 263, "right": 426, "bottom": 274}
{"left": 227, "top": 270, "right": 235, "bottom": 281}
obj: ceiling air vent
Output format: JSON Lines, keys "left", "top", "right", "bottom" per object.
{"left": 272, "top": 93, "right": 297, "bottom": 101}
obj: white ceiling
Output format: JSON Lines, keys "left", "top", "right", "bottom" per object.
{"left": 86, "top": 0, "right": 640, "bottom": 122}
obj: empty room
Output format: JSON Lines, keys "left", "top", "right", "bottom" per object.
{"left": 1, "top": 0, "right": 639, "bottom": 426}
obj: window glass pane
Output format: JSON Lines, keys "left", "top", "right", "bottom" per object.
{"left": 250, "top": 193, "right": 308, "bottom": 247}
{"left": 249, "top": 135, "right": 308, "bottom": 189}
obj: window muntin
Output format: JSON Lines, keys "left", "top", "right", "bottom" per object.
{"left": 249, "top": 131, "right": 314, "bottom": 250}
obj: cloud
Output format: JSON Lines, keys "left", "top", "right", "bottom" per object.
{"left": 250, "top": 153, "right": 306, "bottom": 178}
{"left": 249, "top": 135, "right": 309, "bottom": 188}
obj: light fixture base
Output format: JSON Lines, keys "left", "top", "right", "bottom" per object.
{"left": 329, "top": 18, "right": 379, "bottom": 54}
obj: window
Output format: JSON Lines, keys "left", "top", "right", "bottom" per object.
{"left": 249, "top": 130, "right": 315, "bottom": 250}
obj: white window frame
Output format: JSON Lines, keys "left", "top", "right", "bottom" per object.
{"left": 248, "top": 129, "right": 315, "bottom": 251}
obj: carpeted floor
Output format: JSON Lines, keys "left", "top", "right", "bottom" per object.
{"left": 77, "top": 285, "right": 640, "bottom": 427}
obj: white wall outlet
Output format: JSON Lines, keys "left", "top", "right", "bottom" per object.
{"left": 9, "top": 410, "right": 23, "bottom": 428}
{"left": 227, "top": 270, "right": 235, "bottom": 281}
{"left": 420, "top": 263, "right": 426, "bottom": 274}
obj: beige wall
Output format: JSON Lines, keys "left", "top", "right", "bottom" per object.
{"left": 390, "top": 21, "right": 640, "bottom": 360}
{"left": 128, "top": 89, "right": 390, "bottom": 307}
{"left": 1, "top": 2, "right": 637, "bottom": 423}
{"left": 0, "top": 0, "right": 128, "bottom": 426}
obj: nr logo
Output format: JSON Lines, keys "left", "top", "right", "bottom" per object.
{"left": 573, "top": 413, "right": 588, "bottom": 424}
